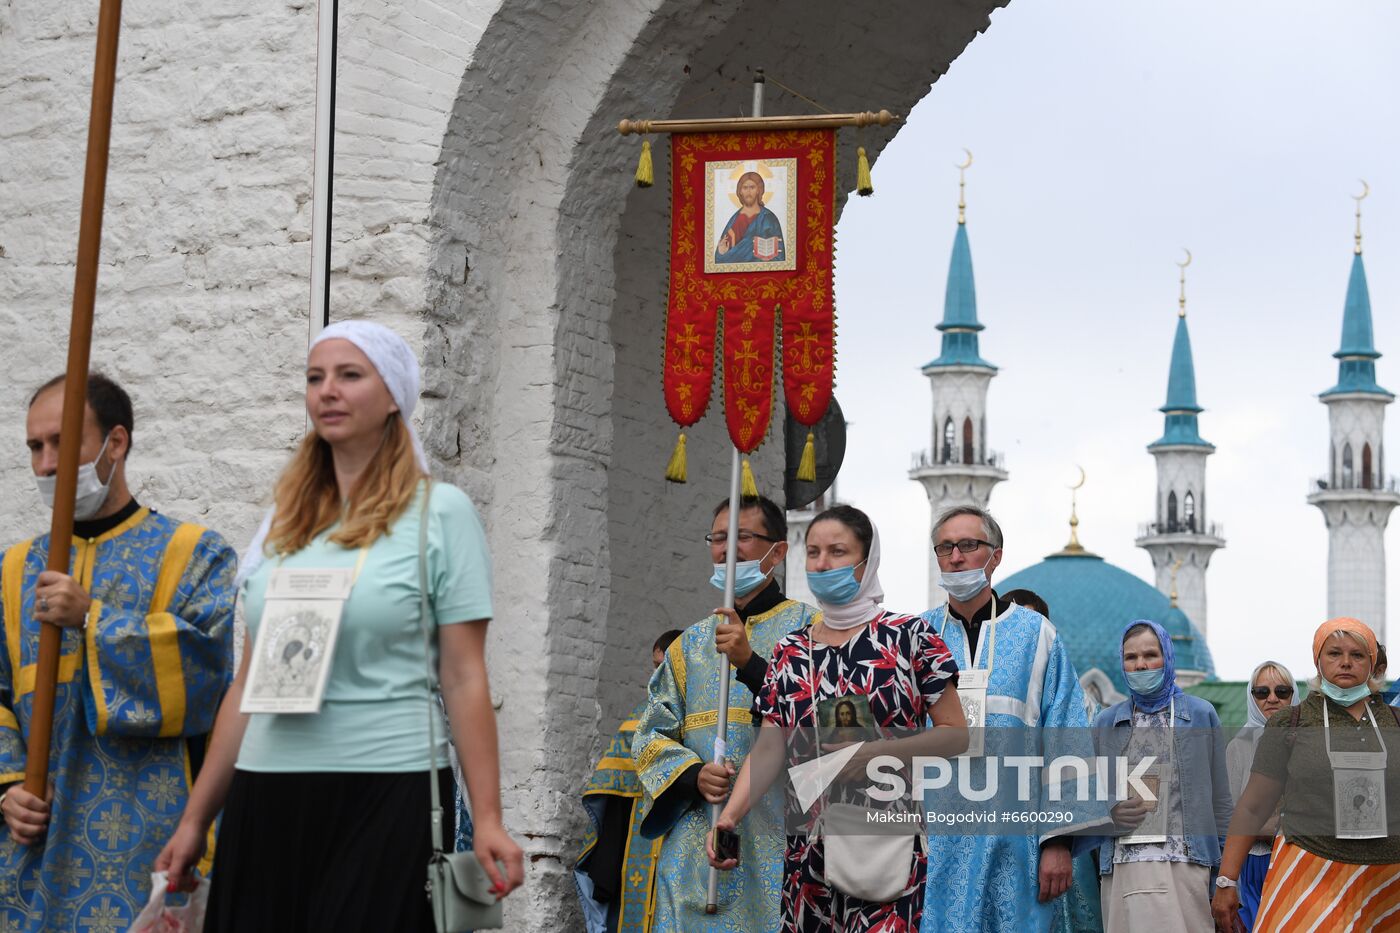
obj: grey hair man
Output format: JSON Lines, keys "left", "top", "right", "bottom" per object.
{"left": 919, "top": 505, "right": 1097, "bottom": 932}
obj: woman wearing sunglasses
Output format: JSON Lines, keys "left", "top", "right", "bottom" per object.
{"left": 1223, "top": 663, "right": 1299, "bottom": 930}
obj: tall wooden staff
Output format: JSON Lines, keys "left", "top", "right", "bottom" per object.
{"left": 23, "top": 0, "right": 123, "bottom": 796}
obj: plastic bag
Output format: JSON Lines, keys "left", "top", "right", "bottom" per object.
{"left": 129, "top": 871, "right": 208, "bottom": 933}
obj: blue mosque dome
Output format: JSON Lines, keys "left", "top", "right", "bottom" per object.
{"left": 999, "top": 549, "right": 1216, "bottom": 696}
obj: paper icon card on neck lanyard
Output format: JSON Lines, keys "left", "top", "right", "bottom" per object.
{"left": 1123, "top": 698, "right": 1173, "bottom": 845}
{"left": 241, "top": 556, "right": 366, "bottom": 714}
{"left": 942, "top": 600, "right": 996, "bottom": 758}
{"left": 1325, "top": 704, "right": 1389, "bottom": 840}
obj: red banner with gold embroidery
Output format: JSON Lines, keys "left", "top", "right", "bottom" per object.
{"left": 663, "top": 129, "right": 836, "bottom": 453}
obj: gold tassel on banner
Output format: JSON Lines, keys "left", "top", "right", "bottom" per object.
{"left": 856, "top": 146, "right": 873, "bottom": 197}
{"left": 664, "top": 431, "right": 688, "bottom": 483}
{"left": 797, "top": 431, "right": 817, "bottom": 482}
{"left": 636, "top": 140, "right": 654, "bottom": 188}
{"left": 740, "top": 458, "right": 758, "bottom": 498}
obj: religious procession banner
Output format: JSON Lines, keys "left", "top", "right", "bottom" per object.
{"left": 622, "top": 107, "right": 891, "bottom": 483}
{"left": 663, "top": 130, "right": 836, "bottom": 459}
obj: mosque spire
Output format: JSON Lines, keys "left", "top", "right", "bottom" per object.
{"left": 1136, "top": 251, "right": 1223, "bottom": 635}
{"left": 1324, "top": 182, "right": 1389, "bottom": 398}
{"left": 926, "top": 150, "right": 994, "bottom": 370}
{"left": 1151, "top": 250, "right": 1210, "bottom": 449}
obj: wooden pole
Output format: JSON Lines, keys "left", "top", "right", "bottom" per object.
{"left": 24, "top": 0, "right": 123, "bottom": 796}
{"left": 618, "top": 110, "right": 897, "bottom": 137}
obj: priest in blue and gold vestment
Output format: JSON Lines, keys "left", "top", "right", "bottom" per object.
{"left": 0, "top": 375, "right": 236, "bottom": 933}
{"left": 632, "top": 496, "right": 817, "bottom": 933}
{"left": 575, "top": 631, "right": 682, "bottom": 933}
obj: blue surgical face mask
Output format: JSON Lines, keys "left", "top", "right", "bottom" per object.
{"left": 1124, "top": 667, "right": 1166, "bottom": 695}
{"left": 807, "top": 559, "right": 867, "bottom": 606}
{"left": 710, "top": 544, "right": 778, "bottom": 598}
{"left": 1320, "top": 676, "right": 1372, "bottom": 706}
{"left": 939, "top": 565, "right": 990, "bottom": 602}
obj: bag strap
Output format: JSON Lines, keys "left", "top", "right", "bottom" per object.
{"left": 1285, "top": 704, "right": 1302, "bottom": 749}
{"left": 417, "top": 481, "right": 446, "bottom": 858}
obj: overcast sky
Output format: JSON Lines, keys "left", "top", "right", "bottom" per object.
{"left": 830, "top": 0, "right": 1400, "bottom": 681}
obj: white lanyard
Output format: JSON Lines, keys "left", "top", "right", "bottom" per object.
{"left": 273, "top": 544, "right": 372, "bottom": 585}
{"left": 939, "top": 595, "right": 998, "bottom": 674}
{"left": 1322, "top": 701, "right": 1386, "bottom": 761}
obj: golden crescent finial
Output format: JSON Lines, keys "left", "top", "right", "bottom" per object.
{"left": 1069, "top": 465, "right": 1086, "bottom": 491}
{"left": 955, "top": 149, "right": 972, "bottom": 225}
{"left": 1354, "top": 180, "right": 1369, "bottom": 254}
{"left": 1176, "top": 249, "right": 1191, "bottom": 317}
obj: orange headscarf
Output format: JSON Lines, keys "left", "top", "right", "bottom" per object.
{"left": 1312, "top": 617, "right": 1378, "bottom": 668}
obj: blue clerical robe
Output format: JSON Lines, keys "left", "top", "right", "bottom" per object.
{"left": 576, "top": 699, "right": 660, "bottom": 933}
{"left": 0, "top": 509, "right": 236, "bottom": 933}
{"left": 632, "top": 599, "right": 816, "bottom": 933}
{"left": 918, "top": 603, "right": 1098, "bottom": 933}
{"left": 714, "top": 207, "right": 786, "bottom": 264}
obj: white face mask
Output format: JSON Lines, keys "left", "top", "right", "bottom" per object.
{"left": 34, "top": 433, "right": 113, "bottom": 521}
{"left": 940, "top": 554, "right": 995, "bottom": 602}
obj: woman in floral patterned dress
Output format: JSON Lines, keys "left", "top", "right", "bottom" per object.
{"left": 708, "top": 504, "right": 968, "bottom": 932}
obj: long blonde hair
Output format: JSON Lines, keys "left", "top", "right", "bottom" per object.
{"left": 266, "top": 416, "right": 424, "bottom": 555}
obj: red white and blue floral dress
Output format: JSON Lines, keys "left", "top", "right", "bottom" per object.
{"left": 755, "top": 611, "right": 959, "bottom": 933}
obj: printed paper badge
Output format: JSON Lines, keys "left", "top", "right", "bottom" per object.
{"left": 242, "top": 598, "right": 343, "bottom": 714}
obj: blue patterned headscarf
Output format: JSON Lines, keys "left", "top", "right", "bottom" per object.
{"left": 1121, "top": 619, "right": 1183, "bottom": 713}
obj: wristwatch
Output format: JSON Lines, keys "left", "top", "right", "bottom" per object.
{"left": 1214, "top": 875, "right": 1238, "bottom": 890}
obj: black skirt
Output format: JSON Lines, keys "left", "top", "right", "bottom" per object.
{"left": 206, "top": 768, "right": 456, "bottom": 933}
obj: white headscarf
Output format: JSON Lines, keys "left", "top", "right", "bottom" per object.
{"left": 311, "top": 320, "right": 430, "bottom": 472}
{"left": 1226, "top": 659, "right": 1301, "bottom": 805}
{"left": 234, "top": 321, "right": 429, "bottom": 590}
{"left": 1243, "top": 659, "right": 1300, "bottom": 738}
{"left": 815, "top": 524, "right": 885, "bottom": 630}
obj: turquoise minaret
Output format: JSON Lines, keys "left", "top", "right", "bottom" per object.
{"left": 910, "top": 152, "right": 1008, "bottom": 606}
{"left": 1136, "top": 252, "right": 1225, "bottom": 636}
{"left": 1308, "top": 184, "right": 1399, "bottom": 641}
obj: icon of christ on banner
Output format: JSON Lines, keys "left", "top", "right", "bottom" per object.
{"left": 706, "top": 158, "right": 797, "bottom": 273}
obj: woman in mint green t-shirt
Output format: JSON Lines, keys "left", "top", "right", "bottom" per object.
{"left": 157, "top": 321, "right": 524, "bottom": 930}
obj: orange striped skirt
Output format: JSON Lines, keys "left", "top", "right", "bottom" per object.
{"left": 1254, "top": 838, "right": 1400, "bottom": 931}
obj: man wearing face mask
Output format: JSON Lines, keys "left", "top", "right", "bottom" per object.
{"left": 918, "top": 506, "right": 1099, "bottom": 933}
{"left": 0, "top": 373, "right": 236, "bottom": 933}
{"left": 633, "top": 495, "right": 819, "bottom": 933}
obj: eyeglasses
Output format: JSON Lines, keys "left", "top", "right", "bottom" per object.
{"left": 1251, "top": 685, "right": 1294, "bottom": 700}
{"left": 932, "top": 538, "right": 994, "bottom": 558}
{"left": 705, "top": 531, "right": 779, "bottom": 545}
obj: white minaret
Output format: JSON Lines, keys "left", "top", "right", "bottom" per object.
{"left": 909, "top": 154, "right": 1007, "bottom": 607}
{"left": 1307, "top": 188, "right": 1400, "bottom": 642}
{"left": 1135, "top": 254, "right": 1225, "bottom": 636}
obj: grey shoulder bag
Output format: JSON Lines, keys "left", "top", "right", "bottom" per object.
{"left": 418, "top": 482, "right": 505, "bottom": 931}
